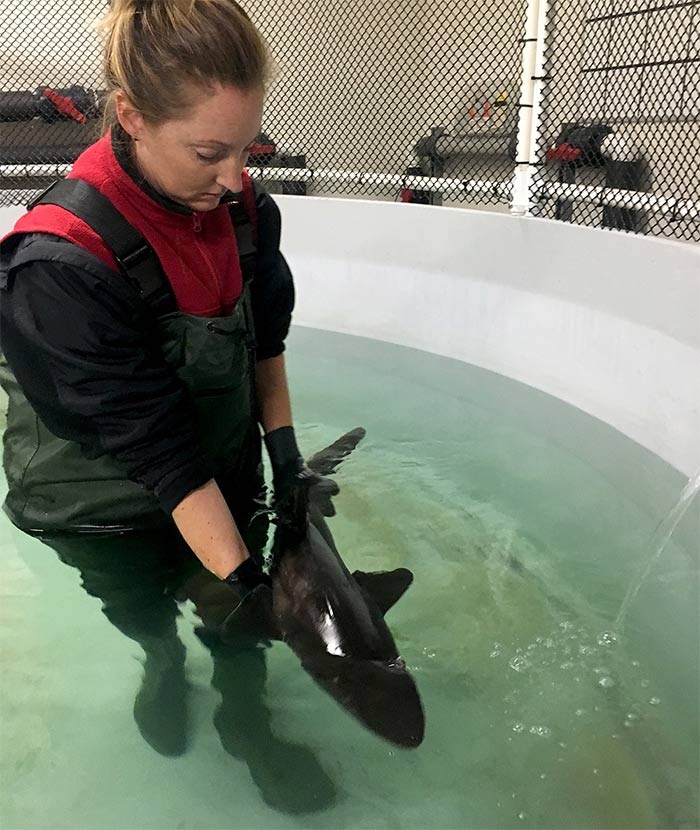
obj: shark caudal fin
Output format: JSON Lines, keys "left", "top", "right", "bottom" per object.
{"left": 301, "top": 652, "right": 425, "bottom": 748}
{"left": 352, "top": 568, "right": 414, "bottom": 616}
{"left": 307, "top": 428, "right": 366, "bottom": 476}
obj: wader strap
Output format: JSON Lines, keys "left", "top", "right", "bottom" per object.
{"left": 227, "top": 198, "right": 257, "bottom": 286}
{"left": 28, "top": 179, "right": 177, "bottom": 316}
{"left": 27, "top": 179, "right": 259, "bottom": 313}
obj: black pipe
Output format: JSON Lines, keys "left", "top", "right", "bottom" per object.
{"left": 0, "top": 87, "right": 101, "bottom": 123}
{"left": 0, "top": 145, "right": 92, "bottom": 165}
{"left": 603, "top": 159, "right": 646, "bottom": 231}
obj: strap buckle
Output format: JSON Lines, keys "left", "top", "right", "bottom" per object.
{"left": 115, "top": 242, "right": 153, "bottom": 271}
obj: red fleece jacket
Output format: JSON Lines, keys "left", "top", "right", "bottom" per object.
{"left": 7, "top": 132, "right": 256, "bottom": 317}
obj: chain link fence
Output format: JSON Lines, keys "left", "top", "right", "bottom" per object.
{"left": 531, "top": 0, "right": 700, "bottom": 241}
{"left": 0, "top": 0, "right": 105, "bottom": 202}
{"left": 0, "top": 0, "right": 698, "bottom": 241}
{"left": 248, "top": 0, "right": 528, "bottom": 207}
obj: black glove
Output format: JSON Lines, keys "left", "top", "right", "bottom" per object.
{"left": 223, "top": 557, "right": 271, "bottom": 596}
{"left": 221, "top": 558, "right": 273, "bottom": 636}
{"left": 264, "top": 426, "right": 339, "bottom": 516}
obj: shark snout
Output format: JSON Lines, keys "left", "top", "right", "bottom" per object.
{"left": 302, "top": 652, "right": 425, "bottom": 748}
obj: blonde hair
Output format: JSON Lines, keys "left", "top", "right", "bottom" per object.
{"left": 100, "top": 0, "right": 270, "bottom": 131}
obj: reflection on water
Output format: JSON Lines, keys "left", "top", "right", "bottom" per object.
{"left": 1, "top": 326, "right": 698, "bottom": 829}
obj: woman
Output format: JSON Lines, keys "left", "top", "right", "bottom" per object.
{"left": 0, "top": 0, "right": 333, "bottom": 761}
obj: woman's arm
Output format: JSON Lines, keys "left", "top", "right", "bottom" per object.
{"left": 255, "top": 353, "right": 293, "bottom": 433}
{"left": 172, "top": 354, "right": 297, "bottom": 580}
{"left": 172, "top": 480, "right": 250, "bottom": 578}
{"left": 170, "top": 356, "right": 296, "bottom": 579}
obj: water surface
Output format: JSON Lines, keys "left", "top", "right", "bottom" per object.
{"left": 1, "top": 326, "right": 698, "bottom": 829}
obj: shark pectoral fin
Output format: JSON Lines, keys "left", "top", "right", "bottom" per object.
{"left": 352, "top": 568, "right": 414, "bottom": 615}
{"left": 219, "top": 585, "right": 282, "bottom": 644}
{"left": 301, "top": 652, "right": 425, "bottom": 749}
{"left": 307, "top": 427, "right": 367, "bottom": 476}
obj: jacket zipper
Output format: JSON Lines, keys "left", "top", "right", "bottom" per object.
{"left": 192, "top": 212, "right": 225, "bottom": 300}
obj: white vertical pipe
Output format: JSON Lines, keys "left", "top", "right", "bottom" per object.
{"left": 510, "top": 0, "right": 550, "bottom": 215}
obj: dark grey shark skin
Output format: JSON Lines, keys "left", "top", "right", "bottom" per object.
{"left": 223, "top": 428, "right": 425, "bottom": 749}
{"left": 269, "top": 428, "right": 425, "bottom": 749}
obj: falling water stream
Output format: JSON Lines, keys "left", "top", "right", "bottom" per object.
{"left": 614, "top": 469, "right": 700, "bottom": 633}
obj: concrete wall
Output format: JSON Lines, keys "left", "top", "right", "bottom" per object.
{"left": 250, "top": 0, "right": 525, "bottom": 177}
{"left": 0, "top": 0, "right": 105, "bottom": 91}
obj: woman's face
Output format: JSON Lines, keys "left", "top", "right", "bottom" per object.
{"left": 117, "top": 83, "right": 265, "bottom": 212}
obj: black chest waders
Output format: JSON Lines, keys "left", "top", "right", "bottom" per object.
{"left": 0, "top": 178, "right": 262, "bottom": 533}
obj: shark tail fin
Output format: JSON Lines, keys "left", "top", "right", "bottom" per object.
{"left": 301, "top": 652, "right": 425, "bottom": 748}
{"left": 353, "top": 568, "right": 414, "bottom": 616}
{"left": 307, "top": 428, "right": 366, "bottom": 476}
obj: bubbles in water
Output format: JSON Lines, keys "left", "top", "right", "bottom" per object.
{"left": 597, "top": 631, "right": 617, "bottom": 647}
{"left": 624, "top": 711, "right": 640, "bottom": 728}
{"left": 512, "top": 723, "right": 526, "bottom": 733}
{"left": 575, "top": 708, "right": 585, "bottom": 717}
{"left": 518, "top": 812, "right": 527, "bottom": 820}
{"left": 529, "top": 725, "right": 551, "bottom": 737}
{"left": 559, "top": 661, "right": 574, "bottom": 670}
{"left": 597, "top": 675, "right": 616, "bottom": 689}
{"left": 631, "top": 660, "right": 640, "bottom": 668}
{"left": 649, "top": 697, "right": 661, "bottom": 706}
{"left": 539, "top": 773, "right": 547, "bottom": 780}
{"left": 509, "top": 655, "right": 531, "bottom": 673}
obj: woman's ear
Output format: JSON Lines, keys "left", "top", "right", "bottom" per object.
{"left": 115, "top": 90, "right": 145, "bottom": 140}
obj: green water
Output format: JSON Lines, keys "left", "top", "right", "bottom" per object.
{"left": 1, "top": 326, "right": 698, "bottom": 830}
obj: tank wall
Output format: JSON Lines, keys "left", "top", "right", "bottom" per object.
{"left": 275, "top": 196, "right": 700, "bottom": 476}
{"left": 2, "top": 199, "right": 698, "bottom": 474}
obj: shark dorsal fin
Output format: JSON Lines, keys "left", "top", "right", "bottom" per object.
{"left": 307, "top": 428, "right": 366, "bottom": 477}
{"left": 352, "top": 568, "right": 414, "bottom": 615}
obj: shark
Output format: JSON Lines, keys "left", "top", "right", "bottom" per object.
{"left": 221, "top": 427, "right": 425, "bottom": 749}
